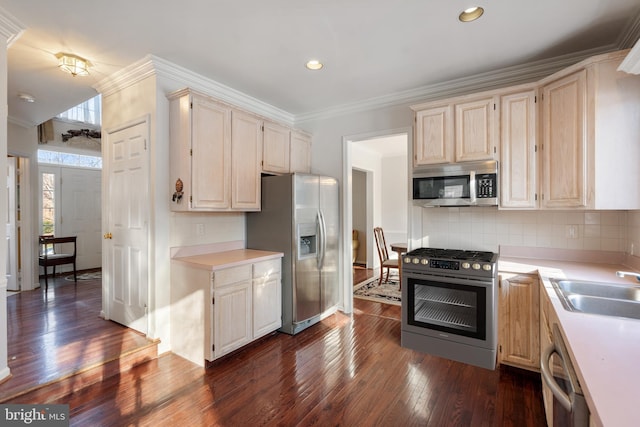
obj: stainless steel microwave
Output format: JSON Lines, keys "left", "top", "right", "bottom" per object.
{"left": 412, "top": 160, "right": 498, "bottom": 207}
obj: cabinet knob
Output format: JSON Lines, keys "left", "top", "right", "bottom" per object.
{"left": 103, "top": 232, "right": 112, "bottom": 239}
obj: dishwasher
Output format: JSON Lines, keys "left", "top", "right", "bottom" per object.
{"left": 540, "top": 324, "right": 589, "bottom": 427}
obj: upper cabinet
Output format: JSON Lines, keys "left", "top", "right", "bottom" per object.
{"left": 169, "top": 88, "right": 312, "bottom": 211}
{"left": 289, "top": 131, "right": 312, "bottom": 173}
{"left": 231, "top": 110, "right": 262, "bottom": 211}
{"left": 261, "top": 124, "right": 312, "bottom": 175}
{"left": 454, "top": 96, "right": 497, "bottom": 162}
{"left": 412, "top": 94, "right": 497, "bottom": 167}
{"left": 169, "top": 89, "right": 261, "bottom": 211}
{"left": 169, "top": 89, "right": 232, "bottom": 211}
{"left": 262, "top": 121, "right": 290, "bottom": 174}
{"left": 499, "top": 87, "right": 537, "bottom": 209}
{"left": 539, "top": 50, "right": 640, "bottom": 209}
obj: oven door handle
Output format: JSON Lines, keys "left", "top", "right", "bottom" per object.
{"left": 541, "top": 343, "right": 572, "bottom": 411}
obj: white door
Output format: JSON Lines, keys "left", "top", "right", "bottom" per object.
{"left": 105, "top": 121, "right": 149, "bottom": 334}
{"left": 59, "top": 168, "right": 102, "bottom": 270}
{"left": 6, "top": 157, "right": 17, "bottom": 291}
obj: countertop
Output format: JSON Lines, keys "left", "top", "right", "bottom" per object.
{"left": 172, "top": 248, "right": 283, "bottom": 271}
{"left": 499, "top": 256, "right": 640, "bottom": 427}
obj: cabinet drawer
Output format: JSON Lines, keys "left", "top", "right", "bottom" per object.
{"left": 253, "top": 259, "right": 281, "bottom": 278}
{"left": 213, "top": 264, "right": 252, "bottom": 288}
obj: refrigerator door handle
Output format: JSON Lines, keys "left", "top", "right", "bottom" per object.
{"left": 317, "top": 210, "right": 326, "bottom": 270}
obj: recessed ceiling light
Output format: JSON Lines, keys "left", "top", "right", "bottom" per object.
{"left": 459, "top": 6, "right": 484, "bottom": 22}
{"left": 18, "top": 93, "right": 35, "bottom": 103}
{"left": 306, "top": 60, "right": 323, "bottom": 70}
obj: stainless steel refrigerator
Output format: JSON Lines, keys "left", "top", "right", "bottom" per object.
{"left": 246, "top": 173, "right": 340, "bottom": 335}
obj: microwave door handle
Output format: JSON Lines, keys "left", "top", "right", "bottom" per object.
{"left": 469, "top": 171, "right": 477, "bottom": 204}
{"left": 540, "top": 343, "right": 573, "bottom": 411}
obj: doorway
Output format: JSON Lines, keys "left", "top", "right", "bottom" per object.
{"left": 343, "top": 128, "right": 411, "bottom": 312}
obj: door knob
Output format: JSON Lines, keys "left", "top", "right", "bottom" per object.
{"left": 103, "top": 232, "right": 112, "bottom": 239}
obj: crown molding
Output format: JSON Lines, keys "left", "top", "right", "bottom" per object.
{"left": 0, "top": 6, "right": 25, "bottom": 47}
{"left": 94, "top": 54, "right": 295, "bottom": 126}
{"left": 616, "top": 12, "right": 640, "bottom": 48}
{"left": 295, "top": 45, "right": 616, "bottom": 124}
{"left": 92, "top": 55, "right": 157, "bottom": 97}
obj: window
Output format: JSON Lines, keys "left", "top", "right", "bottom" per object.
{"left": 41, "top": 172, "right": 55, "bottom": 235}
{"left": 57, "top": 94, "right": 101, "bottom": 126}
{"left": 37, "top": 150, "right": 102, "bottom": 169}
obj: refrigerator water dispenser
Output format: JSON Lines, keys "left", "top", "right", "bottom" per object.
{"left": 297, "top": 223, "right": 317, "bottom": 259}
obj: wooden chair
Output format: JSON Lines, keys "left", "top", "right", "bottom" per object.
{"left": 373, "top": 227, "right": 399, "bottom": 287}
{"left": 39, "top": 235, "right": 77, "bottom": 292}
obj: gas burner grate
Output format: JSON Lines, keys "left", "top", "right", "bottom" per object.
{"left": 406, "top": 248, "right": 496, "bottom": 263}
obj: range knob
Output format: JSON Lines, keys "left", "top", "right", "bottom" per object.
{"left": 472, "top": 263, "right": 481, "bottom": 270}
{"left": 461, "top": 262, "right": 471, "bottom": 269}
{"left": 482, "top": 264, "right": 492, "bottom": 271}
{"left": 421, "top": 258, "right": 429, "bottom": 265}
{"left": 404, "top": 257, "right": 412, "bottom": 264}
{"left": 412, "top": 258, "right": 420, "bottom": 264}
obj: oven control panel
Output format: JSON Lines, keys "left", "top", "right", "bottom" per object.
{"left": 430, "top": 259, "right": 459, "bottom": 270}
{"left": 403, "top": 256, "right": 495, "bottom": 276}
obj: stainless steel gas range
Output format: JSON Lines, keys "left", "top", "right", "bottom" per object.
{"left": 401, "top": 248, "right": 498, "bottom": 370}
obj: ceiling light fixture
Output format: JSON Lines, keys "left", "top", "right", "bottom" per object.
{"left": 55, "top": 53, "right": 91, "bottom": 77}
{"left": 306, "top": 60, "right": 323, "bottom": 70}
{"left": 18, "top": 93, "right": 35, "bottom": 103}
{"left": 459, "top": 6, "right": 484, "bottom": 22}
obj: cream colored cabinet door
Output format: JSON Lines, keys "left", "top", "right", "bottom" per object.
{"left": 214, "top": 280, "right": 252, "bottom": 358}
{"left": 500, "top": 90, "right": 537, "bottom": 208}
{"left": 290, "top": 131, "right": 311, "bottom": 173}
{"left": 252, "top": 276, "right": 281, "bottom": 339}
{"left": 252, "top": 259, "right": 282, "bottom": 339}
{"left": 454, "top": 96, "right": 497, "bottom": 162}
{"left": 498, "top": 273, "right": 540, "bottom": 371}
{"left": 540, "top": 69, "right": 587, "bottom": 208}
{"left": 169, "top": 90, "right": 232, "bottom": 211}
{"left": 414, "top": 105, "right": 453, "bottom": 166}
{"left": 231, "top": 111, "right": 262, "bottom": 210}
{"left": 262, "top": 121, "right": 290, "bottom": 174}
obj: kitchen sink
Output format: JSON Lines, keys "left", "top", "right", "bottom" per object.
{"left": 550, "top": 278, "right": 640, "bottom": 320}
{"left": 553, "top": 279, "right": 640, "bottom": 301}
{"left": 565, "top": 294, "right": 640, "bottom": 320}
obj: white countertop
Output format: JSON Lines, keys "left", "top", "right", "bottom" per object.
{"left": 499, "top": 256, "right": 640, "bottom": 427}
{"left": 172, "top": 248, "right": 283, "bottom": 271}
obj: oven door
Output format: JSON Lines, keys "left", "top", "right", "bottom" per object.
{"left": 402, "top": 272, "right": 497, "bottom": 349}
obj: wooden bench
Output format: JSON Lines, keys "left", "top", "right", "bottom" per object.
{"left": 39, "top": 236, "right": 77, "bottom": 292}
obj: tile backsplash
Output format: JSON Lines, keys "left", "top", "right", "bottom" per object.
{"left": 418, "top": 207, "right": 638, "bottom": 254}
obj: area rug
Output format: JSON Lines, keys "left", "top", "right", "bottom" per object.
{"left": 354, "top": 278, "right": 401, "bottom": 306}
{"left": 65, "top": 271, "right": 102, "bottom": 281}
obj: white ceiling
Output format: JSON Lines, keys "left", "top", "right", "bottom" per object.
{"left": 3, "top": 1, "right": 640, "bottom": 128}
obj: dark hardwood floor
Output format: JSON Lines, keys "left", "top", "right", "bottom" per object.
{"left": 5, "top": 268, "right": 546, "bottom": 426}
{"left": 2, "top": 271, "right": 154, "bottom": 402}
{"left": 353, "top": 263, "right": 375, "bottom": 286}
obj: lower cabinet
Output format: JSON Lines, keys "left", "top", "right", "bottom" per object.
{"left": 171, "top": 257, "right": 282, "bottom": 367}
{"left": 498, "top": 273, "right": 540, "bottom": 370}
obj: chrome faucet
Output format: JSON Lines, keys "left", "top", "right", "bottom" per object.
{"left": 616, "top": 271, "right": 640, "bottom": 282}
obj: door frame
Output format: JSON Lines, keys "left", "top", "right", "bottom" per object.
{"left": 341, "top": 126, "right": 412, "bottom": 315}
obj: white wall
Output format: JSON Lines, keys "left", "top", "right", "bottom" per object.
{"left": 381, "top": 154, "right": 408, "bottom": 245}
